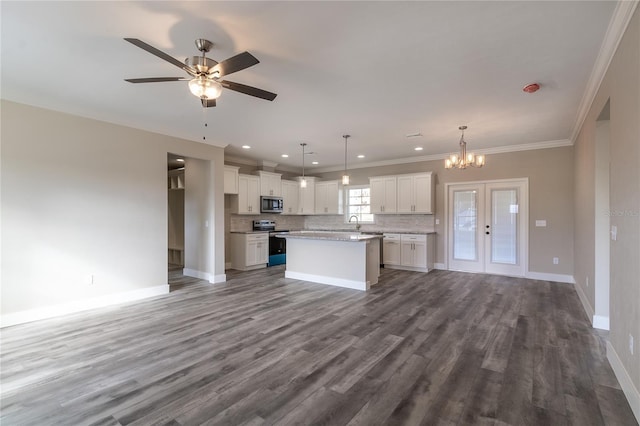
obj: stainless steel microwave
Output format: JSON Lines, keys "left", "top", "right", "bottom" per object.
{"left": 260, "top": 196, "right": 283, "bottom": 213}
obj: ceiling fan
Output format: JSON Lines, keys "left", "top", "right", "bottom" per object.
{"left": 124, "top": 38, "right": 277, "bottom": 108}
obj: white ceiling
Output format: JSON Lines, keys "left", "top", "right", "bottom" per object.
{"left": 1, "top": 1, "right": 620, "bottom": 171}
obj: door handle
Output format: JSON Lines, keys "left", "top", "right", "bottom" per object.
{"left": 486, "top": 231, "right": 490, "bottom": 235}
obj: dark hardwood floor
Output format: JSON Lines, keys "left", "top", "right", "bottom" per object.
{"left": 1, "top": 267, "right": 636, "bottom": 425}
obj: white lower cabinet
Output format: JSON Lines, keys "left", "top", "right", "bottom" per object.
{"left": 382, "top": 234, "right": 402, "bottom": 265}
{"left": 383, "top": 233, "right": 434, "bottom": 272}
{"left": 231, "top": 233, "right": 269, "bottom": 271}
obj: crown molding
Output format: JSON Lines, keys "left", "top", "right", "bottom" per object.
{"left": 570, "top": 0, "right": 639, "bottom": 143}
{"left": 311, "top": 139, "right": 572, "bottom": 173}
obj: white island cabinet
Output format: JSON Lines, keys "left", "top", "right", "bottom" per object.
{"left": 383, "top": 233, "right": 435, "bottom": 272}
{"left": 278, "top": 232, "right": 382, "bottom": 291}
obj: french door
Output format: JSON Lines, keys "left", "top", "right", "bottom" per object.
{"left": 447, "top": 180, "right": 527, "bottom": 276}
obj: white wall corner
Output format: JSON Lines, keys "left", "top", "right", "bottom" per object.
{"left": 607, "top": 341, "right": 640, "bottom": 423}
{"left": 1, "top": 285, "right": 170, "bottom": 328}
{"left": 434, "top": 263, "right": 446, "bottom": 270}
{"left": 592, "top": 315, "right": 610, "bottom": 330}
{"left": 183, "top": 268, "right": 211, "bottom": 281}
{"left": 225, "top": 262, "right": 232, "bottom": 269}
{"left": 525, "top": 271, "right": 576, "bottom": 284}
{"left": 210, "top": 274, "right": 227, "bottom": 284}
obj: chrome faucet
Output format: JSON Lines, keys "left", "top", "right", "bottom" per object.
{"left": 348, "top": 215, "right": 361, "bottom": 231}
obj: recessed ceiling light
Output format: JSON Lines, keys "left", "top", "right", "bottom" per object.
{"left": 312, "top": 161, "right": 319, "bottom": 165}
{"left": 414, "top": 147, "right": 423, "bottom": 151}
{"left": 242, "top": 145, "right": 251, "bottom": 149}
{"left": 281, "top": 154, "right": 289, "bottom": 158}
{"left": 357, "top": 154, "right": 365, "bottom": 159}
{"left": 176, "top": 158, "right": 185, "bottom": 162}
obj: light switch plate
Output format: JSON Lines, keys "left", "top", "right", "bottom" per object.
{"left": 536, "top": 220, "right": 547, "bottom": 227}
{"left": 611, "top": 225, "right": 617, "bottom": 241}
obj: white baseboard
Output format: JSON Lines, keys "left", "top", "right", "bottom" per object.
{"left": 525, "top": 271, "right": 575, "bottom": 284}
{"left": 607, "top": 341, "right": 640, "bottom": 423}
{"left": 573, "top": 280, "right": 595, "bottom": 326}
{"left": 183, "top": 268, "right": 226, "bottom": 284}
{"left": 225, "top": 262, "right": 232, "bottom": 269}
{"left": 593, "top": 315, "right": 610, "bottom": 330}
{"left": 285, "top": 271, "right": 368, "bottom": 291}
{"left": 385, "top": 264, "right": 429, "bottom": 273}
{"left": 210, "top": 274, "right": 227, "bottom": 284}
{"left": 434, "top": 262, "right": 446, "bottom": 270}
{"left": 1, "top": 285, "right": 169, "bottom": 328}
{"left": 183, "top": 268, "right": 210, "bottom": 281}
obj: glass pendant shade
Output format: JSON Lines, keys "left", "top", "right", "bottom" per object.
{"left": 300, "top": 177, "right": 307, "bottom": 188}
{"left": 342, "top": 174, "right": 350, "bottom": 185}
{"left": 189, "top": 76, "right": 222, "bottom": 99}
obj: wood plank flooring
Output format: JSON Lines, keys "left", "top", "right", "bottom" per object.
{"left": 1, "top": 267, "right": 637, "bottom": 425}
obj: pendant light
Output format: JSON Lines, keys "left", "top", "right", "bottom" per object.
{"left": 444, "top": 126, "right": 485, "bottom": 169}
{"left": 300, "top": 142, "right": 307, "bottom": 188}
{"left": 342, "top": 134, "right": 351, "bottom": 185}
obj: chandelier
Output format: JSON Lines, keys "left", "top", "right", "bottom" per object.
{"left": 444, "top": 126, "right": 485, "bottom": 169}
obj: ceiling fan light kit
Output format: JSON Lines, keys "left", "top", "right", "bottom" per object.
{"left": 444, "top": 126, "right": 485, "bottom": 170}
{"left": 124, "top": 38, "right": 277, "bottom": 108}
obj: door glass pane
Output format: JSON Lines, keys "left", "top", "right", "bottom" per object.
{"left": 453, "top": 190, "right": 477, "bottom": 261}
{"left": 491, "top": 189, "right": 517, "bottom": 264}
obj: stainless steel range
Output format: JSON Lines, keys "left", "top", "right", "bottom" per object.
{"left": 253, "top": 220, "right": 289, "bottom": 266}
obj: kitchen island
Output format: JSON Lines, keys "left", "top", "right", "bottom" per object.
{"left": 277, "top": 232, "right": 382, "bottom": 291}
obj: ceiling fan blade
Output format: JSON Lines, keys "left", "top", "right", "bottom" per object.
{"left": 201, "top": 98, "right": 217, "bottom": 108}
{"left": 124, "top": 38, "right": 195, "bottom": 75}
{"left": 125, "top": 77, "right": 188, "bottom": 83}
{"left": 220, "top": 80, "right": 277, "bottom": 101}
{"left": 211, "top": 52, "right": 259, "bottom": 77}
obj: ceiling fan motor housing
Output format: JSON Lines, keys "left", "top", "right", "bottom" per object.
{"left": 187, "top": 56, "right": 218, "bottom": 75}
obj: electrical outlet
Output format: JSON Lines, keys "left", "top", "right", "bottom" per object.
{"left": 553, "top": 257, "right": 559, "bottom": 265}
{"left": 630, "top": 334, "right": 634, "bottom": 355}
{"left": 586, "top": 276, "right": 589, "bottom": 287}
{"left": 435, "top": 219, "right": 440, "bottom": 225}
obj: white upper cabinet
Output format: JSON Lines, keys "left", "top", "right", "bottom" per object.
{"left": 236, "top": 174, "right": 260, "bottom": 214}
{"left": 297, "top": 177, "right": 316, "bottom": 215}
{"left": 257, "top": 171, "right": 282, "bottom": 196}
{"left": 224, "top": 165, "right": 239, "bottom": 194}
{"left": 281, "top": 180, "right": 299, "bottom": 215}
{"left": 315, "top": 180, "right": 342, "bottom": 214}
{"left": 396, "top": 172, "right": 434, "bottom": 214}
{"left": 369, "top": 176, "right": 397, "bottom": 214}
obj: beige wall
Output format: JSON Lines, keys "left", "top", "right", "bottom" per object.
{"left": 574, "top": 6, "right": 640, "bottom": 398}
{"left": 314, "top": 146, "right": 574, "bottom": 276}
{"left": 1, "top": 100, "right": 226, "bottom": 318}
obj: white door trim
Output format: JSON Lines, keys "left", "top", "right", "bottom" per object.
{"left": 444, "top": 178, "right": 529, "bottom": 276}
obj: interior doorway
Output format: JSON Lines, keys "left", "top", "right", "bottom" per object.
{"left": 446, "top": 179, "right": 528, "bottom": 276}
{"left": 593, "top": 100, "right": 610, "bottom": 330}
{"left": 168, "top": 154, "right": 185, "bottom": 270}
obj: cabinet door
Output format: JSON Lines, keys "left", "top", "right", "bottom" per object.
{"left": 370, "top": 178, "right": 386, "bottom": 213}
{"left": 315, "top": 183, "right": 327, "bottom": 214}
{"left": 299, "top": 185, "right": 315, "bottom": 214}
{"left": 247, "top": 176, "right": 260, "bottom": 214}
{"left": 325, "top": 181, "right": 340, "bottom": 214}
{"left": 281, "top": 181, "right": 299, "bottom": 215}
{"left": 383, "top": 177, "right": 397, "bottom": 213}
{"left": 224, "top": 166, "right": 239, "bottom": 194}
{"left": 412, "top": 242, "right": 427, "bottom": 268}
{"left": 246, "top": 240, "right": 258, "bottom": 265}
{"left": 413, "top": 174, "right": 432, "bottom": 213}
{"left": 238, "top": 176, "right": 251, "bottom": 214}
{"left": 397, "top": 176, "right": 414, "bottom": 213}
{"left": 400, "top": 241, "right": 415, "bottom": 266}
{"left": 256, "top": 240, "right": 268, "bottom": 264}
{"left": 383, "top": 240, "right": 401, "bottom": 265}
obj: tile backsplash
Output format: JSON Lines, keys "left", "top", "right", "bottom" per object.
{"left": 229, "top": 213, "right": 434, "bottom": 233}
